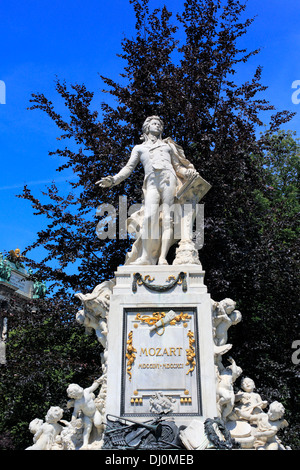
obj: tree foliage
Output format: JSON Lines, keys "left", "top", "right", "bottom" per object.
{"left": 0, "top": 295, "right": 101, "bottom": 450}
{"left": 0, "top": 0, "right": 299, "bottom": 449}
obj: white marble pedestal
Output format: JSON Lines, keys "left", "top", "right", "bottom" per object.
{"left": 105, "top": 265, "right": 217, "bottom": 428}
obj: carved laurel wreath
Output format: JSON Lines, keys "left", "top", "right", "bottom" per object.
{"left": 204, "top": 418, "right": 240, "bottom": 450}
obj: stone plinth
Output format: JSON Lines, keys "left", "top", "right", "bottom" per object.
{"left": 105, "top": 265, "right": 217, "bottom": 428}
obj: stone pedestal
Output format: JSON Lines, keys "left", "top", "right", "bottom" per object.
{"left": 105, "top": 265, "right": 217, "bottom": 428}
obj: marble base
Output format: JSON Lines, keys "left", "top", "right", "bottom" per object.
{"left": 105, "top": 265, "right": 217, "bottom": 428}
{"left": 226, "top": 420, "right": 255, "bottom": 449}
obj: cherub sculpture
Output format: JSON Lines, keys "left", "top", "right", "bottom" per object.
{"left": 243, "top": 401, "right": 288, "bottom": 450}
{"left": 66, "top": 378, "right": 102, "bottom": 448}
{"left": 149, "top": 391, "right": 176, "bottom": 414}
{"left": 26, "top": 406, "right": 64, "bottom": 450}
{"left": 216, "top": 357, "right": 242, "bottom": 421}
{"left": 75, "top": 279, "right": 115, "bottom": 349}
{"left": 212, "top": 298, "right": 242, "bottom": 346}
{"left": 231, "top": 377, "right": 268, "bottom": 421}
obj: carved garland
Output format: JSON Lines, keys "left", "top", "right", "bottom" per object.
{"left": 185, "top": 330, "right": 196, "bottom": 375}
{"left": 132, "top": 272, "right": 187, "bottom": 293}
{"left": 125, "top": 331, "right": 137, "bottom": 381}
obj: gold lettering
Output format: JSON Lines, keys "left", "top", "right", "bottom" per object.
{"left": 138, "top": 363, "right": 184, "bottom": 369}
{"left": 139, "top": 347, "right": 184, "bottom": 357}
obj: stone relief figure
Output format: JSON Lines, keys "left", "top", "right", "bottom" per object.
{"left": 241, "top": 401, "right": 288, "bottom": 450}
{"left": 210, "top": 301, "right": 289, "bottom": 451}
{"left": 216, "top": 357, "right": 242, "bottom": 421}
{"left": 76, "top": 308, "right": 107, "bottom": 347}
{"left": 214, "top": 343, "right": 233, "bottom": 374}
{"left": 26, "top": 376, "right": 108, "bottom": 450}
{"left": 75, "top": 279, "right": 114, "bottom": 431}
{"left": 230, "top": 377, "right": 268, "bottom": 421}
{"left": 75, "top": 279, "right": 115, "bottom": 350}
{"left": 211, "top": 298, "right": 242, "bottom": 346}
{"left": 149, "top": 391, "right": 176, "bottom": 414}
{"left": 66, "top": 378, "right": 103, "bottom": 449}
{"left": 54, "top": 418, "right": 83, "bottom": 450}
{"left": 26, "top": 406, "right": 64, "bottom": 450}
{"left": 93, "top": 374, "right": 107, "bottom": 447}
{"left": 96, "top": 116, "right": 210, "bottom": 266}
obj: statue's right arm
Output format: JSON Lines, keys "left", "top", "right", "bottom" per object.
{"left": 96, "top": 146, "right": 140, "bottom": 188}
{"left": 86, "top": 377, "right": 102, "bottom": 393}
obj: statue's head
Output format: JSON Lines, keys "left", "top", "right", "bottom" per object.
{"left": 240, "top": 377, "right": 255, "bottom": 392}
{"left": 67, "top": 383, "right": 84, "bottom": 399}
{"left": 141, "top": 115, "right": 164, "bottom": 141}
{"left": 220, "top": 298, "right": 236, "bottom": 314}
{"left": 29, "top": 418, "right": 43, "bottom": 434}
{"left": 268, "top": 401, "right": 285, "bottom": 421}
{"left": 45, "top": 406, "right": 64, "bottom": 423}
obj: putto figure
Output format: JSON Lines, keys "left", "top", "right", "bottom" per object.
{"left": 66, "top": 378, "right": 103, "bottom": 449}
{"left": 26, "top": 407, "right": 64, "bottom": 450}
{"left": 96, "top": 116, "right": 209, "bottom": 266}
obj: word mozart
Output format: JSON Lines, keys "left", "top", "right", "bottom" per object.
{"left": 139, "top": 347, "right": 183, "bottom": 357}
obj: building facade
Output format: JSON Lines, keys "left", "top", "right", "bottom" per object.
{"left": 0, "top": 249, "right": 46, "bottom": 364}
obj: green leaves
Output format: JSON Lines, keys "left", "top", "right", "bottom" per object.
{"left": 0, "top": 297, "right": 101, "bottom": 449}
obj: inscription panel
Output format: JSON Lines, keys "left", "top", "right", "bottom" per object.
{"left": 9, "top": 272, "right": 26, "bottom": 292}
{"left": 121, "top": 307, "right": 202, "bottom": 417}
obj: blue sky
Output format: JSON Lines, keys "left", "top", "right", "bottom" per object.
{"left": 0, "top": 0, "right": 300, "bottom": 265}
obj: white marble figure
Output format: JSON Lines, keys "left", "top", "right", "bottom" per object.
{"left": 231, "top": 377, "right": 268, "bottom": 420}
{"left": 66, "top": 378, "right": 103, "bottom": 448}
{"left": 53, "top": 419, "right": 83, "bottom": 450}
{"left": 93, "top": 374, "right": 107, "bottom": 448}
{"left": 243, "top": 401, "right": 288, "bottom": 450}
{"left": 216, "top": 357, "right": 242, "bottom": 421}
{"left": 96, "top": 116, "right": 201, "bottom": 266}
{"left": 212, "top": 298, "right": 242, "bottom": 346}
{"left": 214, "top": 343, "right": 233, "bottom": 374}
{"left": 26, "top": 407, "right": 64, "bottom": 450}
{"left": 210, "top": 299, "right": 290, "bottom": 450}
{"left": 75, "top": 279, "right": 115, "bottom": 349}
{"left": 149, "top": 391, "right": 176, "bottom": 414}
{"left": 74, "top": 279, "right": 113, "bottom": 444}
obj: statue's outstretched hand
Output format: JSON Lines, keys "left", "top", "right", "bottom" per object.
{"left": 95, "top": 176, "right": 114, "bottom": 188}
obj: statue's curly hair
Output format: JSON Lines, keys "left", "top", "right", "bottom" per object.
{"left": 140, "top": 115, "right": 164, "bottom": 141}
